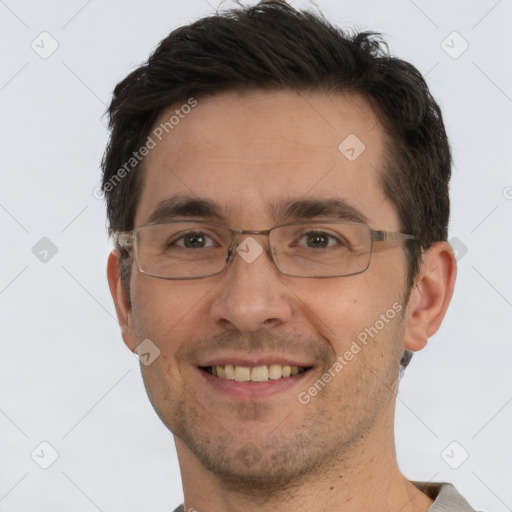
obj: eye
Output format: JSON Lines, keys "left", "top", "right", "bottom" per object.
{"left": 297, "top": 230, "right": 345, "bottom": 249}
{"left": 171, "top": 231, "right": 217, "bottom": 249}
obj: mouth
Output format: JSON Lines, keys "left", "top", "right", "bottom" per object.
{"left": 200, "top": 364, "right": 312, "bottom": 382}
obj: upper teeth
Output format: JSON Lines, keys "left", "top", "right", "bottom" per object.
{"left": 210, "top": 364, "right": 304, "bottom": 382}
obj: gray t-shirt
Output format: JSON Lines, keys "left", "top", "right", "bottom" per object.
{"left": 172, "top": 482, "right": 477, "bottom": 511}
{"left": 414, "top": 482, "right": 477, "bottom": 511}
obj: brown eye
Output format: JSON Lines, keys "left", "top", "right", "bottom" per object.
{"left": 298, "top": 231, "right": 343, "bottom": 249}
{"left": 183, "top": 233, "right": 208, "bottom": 248}
{"left": 167, "top": 231, "right": 217, "bottom": 249}
{"left": 306, "top": 232, "right": 330, "bottom": 248}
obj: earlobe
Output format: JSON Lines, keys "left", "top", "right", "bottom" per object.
{"left": 107, "top": 251, "right": 138, "bottom": 352}
{"left": 403, "top": 242, "right": 457, "bottom": 352}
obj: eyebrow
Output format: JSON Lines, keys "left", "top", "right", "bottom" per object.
{"left": 148, "top": 196, "right": 225, "bottom": 224}
{"left": 147, "top": 195, "right": 369, "bottom": 225}
{"left": 269, "top": 196, "right": 369, "bottom": 224}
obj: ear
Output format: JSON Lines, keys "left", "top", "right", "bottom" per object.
{"left": 403, "top": 241, "right": 457, "bottom": 352}
{"left": 107, "top": 250, "right": 138, "bottom": 352}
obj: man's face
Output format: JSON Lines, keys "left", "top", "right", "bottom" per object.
{"left": 121, "top": 90, "right": 411, "bottom": 483}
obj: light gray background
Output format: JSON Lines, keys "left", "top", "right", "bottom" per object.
{"left": 1, "top": 0, "right": 511, "bottom": 510}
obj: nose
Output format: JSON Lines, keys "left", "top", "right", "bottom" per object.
{"left": 209, "top": 235, "right": 294, "bottom": 332}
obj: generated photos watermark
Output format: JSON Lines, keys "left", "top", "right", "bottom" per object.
{"left": 93, "top": 97, "right": 198, "bottom": 200}
{"left": 298, "top": 301, "right": 403, "bottom": 405}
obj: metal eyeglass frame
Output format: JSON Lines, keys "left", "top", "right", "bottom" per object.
{"left": 113, "top": 220, "right": 420, "bottom": 280}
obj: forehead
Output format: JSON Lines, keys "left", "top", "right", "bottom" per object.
{"left": 135, "top": 89, "right": 398, "bottom": 229}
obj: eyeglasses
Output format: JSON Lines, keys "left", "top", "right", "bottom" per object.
{"left": 114, "top": 220, "right": 419, "bottom": 280}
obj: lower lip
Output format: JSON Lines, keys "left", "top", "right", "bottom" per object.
{"left": 198, "top": 368, "right": 311, "bottom": 399}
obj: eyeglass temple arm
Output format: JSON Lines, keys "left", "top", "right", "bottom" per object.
{"left": 113, "top": 232, "right": 134, "bottom": 249}
{"left": 373, "top": 230, "right": 418, "bottom": 242}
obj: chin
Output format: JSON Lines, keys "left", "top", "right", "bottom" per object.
{"left": 173, "top": 409, "right": 340, "bottom": 492}
{"left": 193, "top": 442, "right": 320, "bottom": 492}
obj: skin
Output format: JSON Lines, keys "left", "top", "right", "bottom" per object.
{"left": 108, "top": 89, "right": 456, "bottom": 511}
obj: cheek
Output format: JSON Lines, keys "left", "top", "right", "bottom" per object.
{"left": 130, "top": 276, "right": 213, "bottom": 350}
{"left": 291, "top": 266, "right": 406, "bottom": 357}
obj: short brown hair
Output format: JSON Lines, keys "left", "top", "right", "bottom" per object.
{"left": 101, "top": 0, "right": 451, "bottom": 288}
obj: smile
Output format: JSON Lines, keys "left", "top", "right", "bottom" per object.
{"left": 202, "top": 364, "right": 311, "bottom": 382}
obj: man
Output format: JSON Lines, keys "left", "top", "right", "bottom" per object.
{"left": 102, "top": 1, "right": 473, "bottom": 510}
